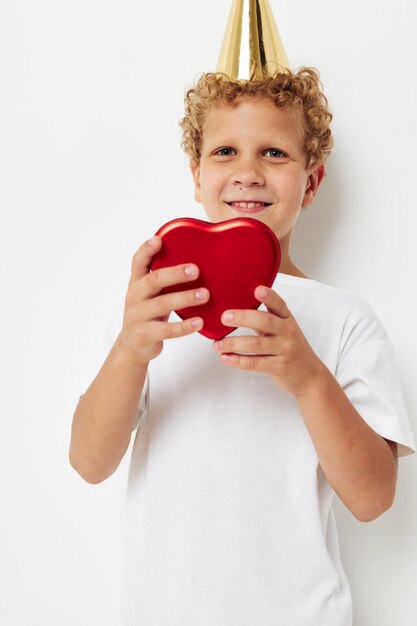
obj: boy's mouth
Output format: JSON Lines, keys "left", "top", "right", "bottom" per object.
{"left": 226, "top": 201, "right": 272, "bottom": 213}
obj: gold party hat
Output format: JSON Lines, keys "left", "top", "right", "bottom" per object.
{"left": 216, "top": 0, "right": 290, "bottom": 80}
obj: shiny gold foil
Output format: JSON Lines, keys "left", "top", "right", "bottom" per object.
{"left": 216, "top": 0, "right": 290, "bottom": 80}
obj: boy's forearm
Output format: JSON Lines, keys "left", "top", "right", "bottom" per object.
{"left": 295, "top": 364, "right": 398, "bottom": 522}
{"left": 69, "top": 334, "right": 148, "bottom": 484}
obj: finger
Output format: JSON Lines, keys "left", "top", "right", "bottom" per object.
{"left": 213, "top": 334, "right": 276, "bottom": 356}
{"left": 129, "top": 236, "right": 163, "bottom": 285}
{"left": 254, "top": 286, "right": 291, "bottom": 319}
{"left": 219, "top": 352, "right": 273, "bottom": 372}
{"left": 148, "top": 316, "right": 204, "bottom": 341}
{"left": 142, "top": 262, "right": 201, "bottom": 299}
{"left": 221, "top": 308, "right": 280, "bottom": 335}
{"left": 145, "top": 287, "right": 210, "bottom": 321}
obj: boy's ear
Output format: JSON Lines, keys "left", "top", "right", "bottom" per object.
{"left": 302, "top": 163, "right": 326, "bottom": 208}
{"left": 191, "top": 163, "right": 202, "bottom": 203}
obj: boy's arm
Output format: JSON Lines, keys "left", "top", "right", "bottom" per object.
{"left": 294, "top": 369, "right": 398, "bottom": 522}
{"left": 69, "top": 335, "right": 148, "bottom": 484}
{"left": 69, "top": 236, "right": 209, "bottom": 484}
{"left": 213, "top": 285, "right": 399, "bottom": 522}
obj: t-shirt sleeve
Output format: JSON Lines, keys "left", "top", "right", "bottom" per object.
{"left": 132, "top": 372, "right": 149, "bottom": 431}
{"left": 335, "top": 300, "right": 416, "bottom": 458}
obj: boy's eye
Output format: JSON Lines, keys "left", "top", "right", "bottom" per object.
{"left": 264, "top": 148, "right": 286, "bottom": 158}
{"left": 213, "top": 147, "right": 287, "bottom": 158}
{"left": 214, "top": 147, "right": 236, "bottom": 156}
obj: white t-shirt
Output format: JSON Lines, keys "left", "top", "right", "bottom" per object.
{"left": 109, "top": 273, "right": 415, "bottom": 626}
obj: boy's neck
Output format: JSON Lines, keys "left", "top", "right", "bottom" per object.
{"left": 279, "top": 241, "right": 308, "bottom": 279}
{"left": 277, "top": 229, "right": 308, "bottom": 278}
{"left": 279, "top": 261, "right": 308, "bottom": 279}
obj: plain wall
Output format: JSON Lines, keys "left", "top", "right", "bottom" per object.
{"left": 1, "top": 0, "right": 416, "bottom": 624}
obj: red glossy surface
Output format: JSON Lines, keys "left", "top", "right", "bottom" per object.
{"left": 150, "top": 217, "right": 281, "bottom": 340}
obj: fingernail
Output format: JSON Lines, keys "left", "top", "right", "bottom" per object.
{"left": 214, "top": 340, "right": 222, "bottom": 350}
{"left": 192, "top": 318, "right": 203, "bottom": 329}
{"left": 195, "top": 289, "right": 207, "bottom": 300}
{"left": 148, "top": 236, "right": 160, "bottom": 246}
{"left": 184, "top": 265, "right": 197, "bottom": 277}
{"left": 222, "top": 311, "right": 234, "bottom": 322}
{"left": 258, "top": 286, "right": 269, "bottom": 298}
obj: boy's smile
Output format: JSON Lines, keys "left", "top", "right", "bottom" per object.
{"left": 191, "top": 97, "right": 325, "bottom": 274}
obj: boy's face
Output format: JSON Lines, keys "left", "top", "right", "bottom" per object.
{"left": 191, "top": 97, "right": 325, "bottom": 261}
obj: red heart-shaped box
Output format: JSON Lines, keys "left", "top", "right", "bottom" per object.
{"left": 150, "top": 217, "right": 281, "bottom": 340}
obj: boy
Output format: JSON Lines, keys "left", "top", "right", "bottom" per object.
{"left": 70, "top": 2, "right": 415, "bottom": 624}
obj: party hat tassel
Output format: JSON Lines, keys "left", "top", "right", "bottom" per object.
{"left": 216, "top": 0, "right": 290, "bottom": 80}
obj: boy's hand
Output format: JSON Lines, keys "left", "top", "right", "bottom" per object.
{"left": 213, "top": 285, "right": 324, "bottom": 397}
{"left": 119, "top": 236, "right": 209, "bottom": 364}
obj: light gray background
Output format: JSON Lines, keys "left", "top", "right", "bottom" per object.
{"left": 1, "top": 0, "right": 416, "bottom": 624}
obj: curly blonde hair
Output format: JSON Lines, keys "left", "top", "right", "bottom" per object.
{"left": 180, "top": 66, "right": 333, "bottom": 170}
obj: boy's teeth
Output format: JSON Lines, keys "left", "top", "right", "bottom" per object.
{"left": 232, "top": 201, "right": 265, "bottom": 208}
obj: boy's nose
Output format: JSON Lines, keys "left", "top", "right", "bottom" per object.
{"left": 232, "top": 164, "right": 265, "bottom": 187}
